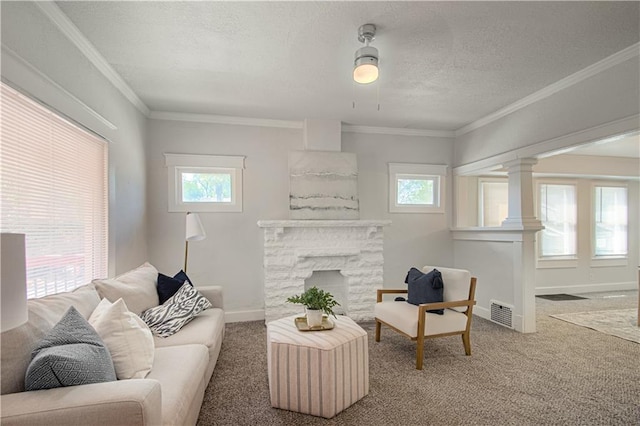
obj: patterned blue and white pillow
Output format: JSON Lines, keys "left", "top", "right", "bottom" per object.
{"left": 140, "top": 283, "right": 212, "bottom": 338}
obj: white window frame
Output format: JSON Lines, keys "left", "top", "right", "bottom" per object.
{"left": 478, "top": 177, "right": 508, "bottom": 227}
{"left": 388, "top": 163, "right": 447, "bottom": 213}
{"left": 591, "top": 181, "right": 628, "bottom": 267}
{"left": 165, "top": 153, "right": 245, "bottom": 212}
{"left": 535, "top": 179, "right": 578, "bottom": 269}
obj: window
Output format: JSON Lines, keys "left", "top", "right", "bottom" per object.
{"left": 388, "top": 163, "right": 446, "bottom": 213}
{"left": 479, "top": 179, "right": 508, "bottom": 227}
{"left": 0, "top": 83, "right": 108, "bottom": 298}
{"left": 165, "top": 153, "right": 245, "bottom": 212}
{"left": 539, "top": 183, "right": 577, "bottom": 258}
{"left": 593, "top": 185, "right": 627, "bottom": 257}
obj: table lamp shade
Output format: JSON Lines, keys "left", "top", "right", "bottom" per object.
{"left": 1, "top": 233, "right": 28, "bottom": 332}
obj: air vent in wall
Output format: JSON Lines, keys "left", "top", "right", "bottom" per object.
{"left": 490, "top": 300, "right": 514, "bottom": 329}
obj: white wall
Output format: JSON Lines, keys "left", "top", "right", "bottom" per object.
{"left": 146, "top": 120, "right": 456, "bottom": 319}
{"left": 535, "top": 179, "right": 639, "bottom": 294}
{"left": 454, "top": 57, "right": 640, "bottom": 169}
{"left": 1, "top": 2, "right": 149, "bottom": 274}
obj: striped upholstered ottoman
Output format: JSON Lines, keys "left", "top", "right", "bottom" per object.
{"left": 266, "top": 314, "right": 369, "bottom": 418}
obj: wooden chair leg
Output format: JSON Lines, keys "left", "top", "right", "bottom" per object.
{"left": 462, "top": 332, "right": 471, "bottom": 356}
{"left": 375, "top": 320, "right": 381, "bottom": 342}
{"left": 416, "top": 334, "right": 425, "bottom": 370}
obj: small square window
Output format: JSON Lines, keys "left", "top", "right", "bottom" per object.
{"left": 389, "top": 163, "right": 446, "bottom": 213}
{"left": 165, "top": 154, "right": 245, "bottom": 212}
{"left": 397, "top": 177, "right": 435, "bottom": 205}
{"left": 181, "top": 171, "right": 232, "bottom": 203}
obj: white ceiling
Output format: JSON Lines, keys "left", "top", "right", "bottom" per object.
{"left": 567, "top": 134, "right": 640, "bottom": 159}
{"left": 56, "top": 1, "right": 639, "bottom": 131}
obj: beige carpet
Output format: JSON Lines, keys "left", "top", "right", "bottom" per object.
{"left": 198, "top": 293, "right": 640, "bottom": 425}
{"left": 551, "top": 309, "right": 639, "bottom": 343}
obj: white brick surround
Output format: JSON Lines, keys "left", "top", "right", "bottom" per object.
{"left": 257, "top": 220, "right": 391, "bottom": 323}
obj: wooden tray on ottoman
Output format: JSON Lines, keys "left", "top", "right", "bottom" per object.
{"left": 294, "top": 316, "right": 335, "bottom": 331}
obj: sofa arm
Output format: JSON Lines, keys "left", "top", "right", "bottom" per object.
{"left": 0, "top": 379, "right": 162, "bottom": 426}
{"left": 197, "top": 285, "right": 224, "bottom": 309}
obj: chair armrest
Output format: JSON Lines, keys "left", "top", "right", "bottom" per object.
{"left": 376, "top": 289, "right": 408, "bottom": 302}
{"left": 0, "top": 379, "right": 162, "bottom": 426}
{"left": 196, "top": 285, "right": 224, "bottom": 309}
{"left": 418, "top": 299, "right": 476, "bottom": 312}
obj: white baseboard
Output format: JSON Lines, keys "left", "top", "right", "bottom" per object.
{"left": 225, "top": 309, "right": 265, "bottom": 323}
{"left": 536, "top": 281, "right": 637, "bottom": 295}
{"left": 473, "top": 305, "right": 491, "bottom": 322}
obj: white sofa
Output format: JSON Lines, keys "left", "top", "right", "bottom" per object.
{"left": 0, "top": 263, "right": 225, "bottom": 426}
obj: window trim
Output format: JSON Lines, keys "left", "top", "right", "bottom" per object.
{"left": 388, "top": 163, "right": 447, "bottom": 213}
{"left": 590, "top": 181, "right": 628, "bottom": 264}
{"left": 165, "top": 153, "right": 245, "bottom": 212}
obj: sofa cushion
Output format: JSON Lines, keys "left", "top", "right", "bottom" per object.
{"left": 405, "top": 267, "right": 444, "bottom": 314}
{"left": 25, "top": 307, "right": 116, "bottom": 391}
{"left": 28, "top": 283, "right": 102, "bottom": 326}
{"left": 153, "top": 307, "right": 225, "bottom": 378}
{"left": 1, "top": 283, "right": 101, "bottom": 395}
{"left": 157, "top": 271, "right": 192, "bottom": 305}
{"left": 141, "top": 283, "right": 212, "bottom": 338}
{"left": 88, "top": 298, "right": 155, "bottom": 380}
{"left": 93, "top": 262, "right": 159, "bottom": 315}
{"left": 147, "top": 345, "right": 209, "bottom": 426}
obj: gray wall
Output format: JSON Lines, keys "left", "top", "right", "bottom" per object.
{"left": 1, "top": 2, "right": 149, "bottom": 274}
{"left": 454, "top": 57, "right": 640, "bottom": 168}
{"left": 146, "top": 120, "right": 456, "bottom": 319}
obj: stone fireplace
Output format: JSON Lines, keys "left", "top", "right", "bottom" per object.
{"left": 257, "top": 220, "right": 390, "bottom": 323}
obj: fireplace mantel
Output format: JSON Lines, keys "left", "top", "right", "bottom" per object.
{"left": 257, "top": 219, "right": 390, "bottom": 323}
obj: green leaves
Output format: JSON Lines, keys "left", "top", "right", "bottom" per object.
{"left": 286, "top": 286, "right": 340, "bottom": 318}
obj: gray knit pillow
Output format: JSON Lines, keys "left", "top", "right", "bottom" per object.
{"left": 25, "top": 306, "right": 116, "bottom": 391}
{"left": 141, "top": 283, "right": 212, "bottom": 338}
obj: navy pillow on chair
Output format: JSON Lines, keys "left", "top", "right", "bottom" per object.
{"left": 404, "top": 267, "right": 445, "bottom": 315}
{"left": 157, "top": 270, "right": 193, "bottom": 304}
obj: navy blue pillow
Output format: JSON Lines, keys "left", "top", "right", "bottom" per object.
{"left": 404, "top": 267, "right": 444, "bottom": 315}
{"left": 157, "top": 270, "right": 193, "bottom": 304}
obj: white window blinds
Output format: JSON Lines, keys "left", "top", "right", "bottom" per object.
{"left": 0, "top": 83, "right": 108, "bottom": 298}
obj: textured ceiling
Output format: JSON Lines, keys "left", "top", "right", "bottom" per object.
{"left": 56, "top": 1, "right": 639, "bottom": 131}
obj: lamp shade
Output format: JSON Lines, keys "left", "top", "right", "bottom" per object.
{"left": 353, "top": 46, "right": 379, "bottom": 84}
{"left": 185, "top": 212, "right": 206, "bottom": 241}
{"left": 1, "top": 233, "right": 28, "bottom": 332}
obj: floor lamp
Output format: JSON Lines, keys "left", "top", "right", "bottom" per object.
{"left": 1, "top": 233, "right": 28, "bottom": 332}
{"left": 184, "top": 212, "right": 206, "bottom": 273}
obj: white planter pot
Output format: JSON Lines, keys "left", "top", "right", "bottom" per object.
{"left": 306, "top": 308, "right": 323, "bottom": 327}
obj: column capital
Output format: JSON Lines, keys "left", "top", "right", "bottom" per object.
{"left": 502, "top": 157, "right": 538, "bottom": 171}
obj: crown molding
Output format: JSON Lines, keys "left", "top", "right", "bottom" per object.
{"left": 453, "top": 114, "right": 640, "bottom": 176}
{"left": 35, "top": 2, "right": 150, "bottom": 117}
{"left": 149, "top": 111, "right": 303, "bottom": 129}
{"left": 342, "top": 125, "right": 455, "bottom": 138}
{"left": 1, "top": 44, "right": 117, "bottom": 133}
{"left": 456, "top": 42, "right": 640, "bottom": 137}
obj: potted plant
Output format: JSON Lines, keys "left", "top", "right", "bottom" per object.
{"left": 286, "top": 286, "right": 340, "bottom": 327}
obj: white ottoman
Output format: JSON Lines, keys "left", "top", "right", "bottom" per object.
{"left": 267, "top": 314, "right": 369, "bottom": 418}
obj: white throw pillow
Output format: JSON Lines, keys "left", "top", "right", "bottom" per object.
{"left": 141, "top": 283, "right": 212, "bottom": 338}
{"left": 89, "top": 298, "right": 155, "bottom": 379}
{"left": 93, "top": 262, "right": 159, "bottom": 315}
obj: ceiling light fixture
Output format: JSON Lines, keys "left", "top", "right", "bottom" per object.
{"left": 353, "top": 24, "right": 378, "bottom": 84}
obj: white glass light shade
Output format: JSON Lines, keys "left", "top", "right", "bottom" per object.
{"left": 1, "top": 233, "right": 28, "bottom": 332}
{"left": 353, "top": 46, "right": 379, "bottom": 84}
{"left": 185, "top": 212, "right": 206, "bottom": 241}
